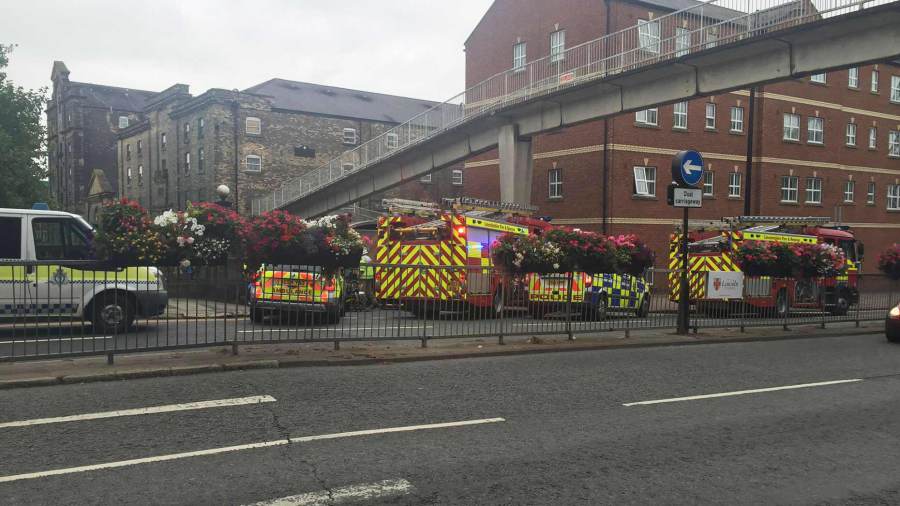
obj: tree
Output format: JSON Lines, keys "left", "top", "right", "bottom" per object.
{"left": 0, "top": 44, "right": 49, "bottom": 209}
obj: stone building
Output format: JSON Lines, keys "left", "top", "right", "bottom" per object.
{"left": 47, "top": 61, "right": 156, "bottom": 213}
{"left": 462, "top": 0, "right": 900, "bottom": 272}
{"left": 117, "top": 78, "right": 461, "bottom": 215}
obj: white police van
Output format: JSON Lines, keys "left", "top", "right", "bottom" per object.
{"left": 0, "top": 207, "right": 167, "bottom": 333}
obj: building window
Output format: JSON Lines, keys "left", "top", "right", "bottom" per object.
{"left": 420, "top": 174, "right": 432, "bottom": 183}
{"left": 781, "top": 175, "right": 798, "bottom": 203}
{"left": 197, "top": 117, "right": 205, "bottom": 138}
{"left": 728, "top": 172, "right": 741, "bottom": 198}
{"left": 867, "top": 182, "right": 876, "bottom": 204}
{"left": 126, "top": 167, "right": 132, "bottom": 185}
{"left": 869, "top": 127, "right": 878, "bottom": 149}
{"left": 125, "top": 144, "right": 132, "bottom": 161}
{"left": 198, "top": 148, "right": 205, "bottom": 173}
{"left": 675, "top": 27, "right": 690, "bottom": 56}
{"left": 161, "top": 132, "right": 167, "bottom": 150}
{"left": 673, "top": 102, "right": 688, "bottom": 129}
{"left": 889, "top": 185, "right": 900, "bottom": 211}
{"left": 633, "top": 166, "right": 656, "bottom": 197}
{"left": 889, "top": 130, "right": 900, "bottom": 157}
{"left": 342, "top": 163, "right": 354, "bottom": 175}
{"left": 730, "top": 106, "right": 744, "bottom": 133}
{"left": 805, "top": 177, "right": 822, "bottom": 204}
{"left": 783, "top": 113, "right": 800, "bottom": 141}
{"left": 548, "top": 168, "right": 562, "bottom": 198}
{"left": 807, "top": 117, "right": 824, "bottom": 144}
{"left": 703, "top": 171, "right": 714, "bottom": 196}
{"left": 550, "top": 30, "right": 566, "bottom": 62}
{"left": 513, "top": 42, "right": 526, "bottom": 71}
{"left": 891, "top": 76, "right": 900, "bottom": 102}
{"left": 245, "top": 117, "right": 262, "bottom": 135}
{"left": 871, "top": 70, "right": 879, "bottom": 93}
{"left": 118, "top": 116, "right": 129, "bottom": 129}
{"left": 385, "top": 132, "right": 399, "bottom": 149}
{"left": 848, "top": 67, "right": 859, "bottom": 88}
{"left": 451, "top": 169, "right": 464, "bottom": 186}
{"left": 810, "top": 73, "right": 826, "bottom": 84}
{"left": 183, "top": 122, "right": 191, "bottom": 143}
{"left": 635, "top": 108, "right": 658, "bottom": 126}
{"left": 184, "top": 152, "right": 191, "bottom": 174}
{"left": 342, "top": 128, "right": 358, "bottom": 145}
{"left": 137, "top": 139, "right": 143, "bottom": 155}
{"left": 705, "top": 103, "right": 716, "bottom": 130}
{"left": 637, "top": 20, "right": 660, "bottom": 54}
{"left": 245, "top": 155, "right": 262, "bottom": 172}
{"left": 294, "top": 145, "right": 316, "bottom": 158}
{"left": 843, "top": 180, "right": 855, "bottom": 202}
{"left": 138, "top": 165, "right": 144, "bottom": 185}
{"left": 846, "top": 123, "right": 857, "bottom": 146}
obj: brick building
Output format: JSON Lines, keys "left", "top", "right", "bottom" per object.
{"left": 48, "top": 61, "right": 156, "bottom": 213}
{"left": 462, "top": 0, "right": 900, "bottom": 272}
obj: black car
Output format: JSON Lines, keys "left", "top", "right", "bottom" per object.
{"left": 887, "top": 302, "right": 900, "bottom": 343}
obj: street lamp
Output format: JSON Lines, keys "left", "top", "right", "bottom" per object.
{"left": 216, "top": 184, "right": 232, "bottom": 208}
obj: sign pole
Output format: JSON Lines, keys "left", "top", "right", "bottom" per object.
{"left": 677, "top": 207, "right": 690, "bottom": 335}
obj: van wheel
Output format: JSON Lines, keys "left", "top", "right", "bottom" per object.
{"left": 830, "top": 292, "right": 850, "bottom": 316}
{"left": 91, "top": 293, "right": 134, "bottom": 334}
{"left": 584, "top": 295, "right": 608, "bottom": 321}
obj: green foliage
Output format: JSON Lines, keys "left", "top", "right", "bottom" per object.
{"left": 0, "top": 44, "right": 49, "bottom": 208}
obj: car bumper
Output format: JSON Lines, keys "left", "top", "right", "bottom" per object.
{"left": 887, "top": 317, "right": 900, "bottom": 339}
{"left": 252, "top": 300, "right": 338, "bottom": 313}
{"left": 135, "top": 290, "right": 168, "bottom": 317}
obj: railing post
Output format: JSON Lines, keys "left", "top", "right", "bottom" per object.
{"left": 498, "top": 274, "right": 506, "bottom": 345}
{"left": 566, "top": 271, "right": 574, "bottom": 341}
{"left": 420, "top": 265, "right": 428, "bottom": 348}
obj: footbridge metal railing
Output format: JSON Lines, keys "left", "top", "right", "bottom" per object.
{"left": 252, "top": 0, "right": 895, "bottom": 215}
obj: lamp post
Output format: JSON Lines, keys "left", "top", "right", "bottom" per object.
{"left": 216, "top": 184, "right": 232, "bottom": 209}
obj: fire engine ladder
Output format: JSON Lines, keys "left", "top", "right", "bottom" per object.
{"left": 381, "top": 198, "right": 441, "bottom": 216}
{"left": 443, "top": 196, "right": 538, "bottom": 215}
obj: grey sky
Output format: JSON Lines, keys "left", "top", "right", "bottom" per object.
{"left": 1, "top": 0, "right": 493, "bottom": 102}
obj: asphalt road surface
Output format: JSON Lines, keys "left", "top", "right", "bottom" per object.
{"left": 0, "top": 306, "right": 890, "bottom": 360}
{"left": 1, "top": 333, "right": 899, "bottom": 504}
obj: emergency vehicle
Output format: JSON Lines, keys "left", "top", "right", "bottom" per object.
{"left": 526, "top": 271, "right": 651, "bottom": 320}
{"left": 375, "top": 197, "right": 542, "bottom": 317}
{"left": 0, "top": 207, "right": 168, "bottom": 333}
{"left": 669, "top": 216, "right": 862, "bottom": 316}
{"left": 249, "top": 264, "right": 345, "bottom": 324}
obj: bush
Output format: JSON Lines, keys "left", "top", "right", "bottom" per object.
{"left": 878, "top": 244, "right": 900, "bottom": 280}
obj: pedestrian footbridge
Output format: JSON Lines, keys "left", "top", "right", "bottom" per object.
{"left": 253, "top": 0, "right": 900, "bottom": 218}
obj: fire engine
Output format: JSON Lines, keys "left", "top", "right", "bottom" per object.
{"left": 669, "top": 216, "right": 862, "bottom": 317}
{"left": 374, "top": 197, "right": 545, "bottom": 317}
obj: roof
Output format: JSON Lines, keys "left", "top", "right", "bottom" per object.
{"left": 87, "top": 169, "right": 115, "bottom": 196}
{"left": 69, "top": 81, "right": 157, "bottom": 112}
{"left": 243, "top": 78, "right": 440, "bottom": 124}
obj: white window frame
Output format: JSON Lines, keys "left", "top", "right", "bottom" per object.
{"left": 848, "top": 67, "right": 859, "bottom": 88}
{"left": 867, "top": 182, "right": 876, "bottom": 205}
{"left": 198, "top": 147, "right": 205, "bottom": 173}
{"left": 638, "top": 20, "right": 660, "bottom": 54}
{"left": 550, "top": 30, "right": 566, "bottom": 62}
{"left": 513, "top": 42, "right": 526, "bottom": 71}
{"left": 888, "top": 184, "right": 900, "bottom": 211}
{"left": 138, "top": 165, "right": 144, "bottom": 185}
{"left": 783, "top": 113, "right": 800, "bottom": 141}
{"left": 891, "top": 75, "right": 900, "bottom": 103}
{"left": 810, "top": 73, "right": 827, "bottom": 84}
{"left": 730, "top": 106, "right": 744, "bottom": 133}
{"left": 126, "top": 166, "right": 132, "bottom": 184}
{"left": 245, "top": 155, "right": 262, "bottom": 173}
{"left": 548, "top": 168, "right": 563, "bottom": 198}
{"left": 889, "top": 130, "right": 900, "bottom": 157}
{"left": 675, "top": 27, "right": 690, "bottom": 56}
{"left": 728, "top": 172, "right": 741, "bottom": 198}
{"left": 635, "top": 108, "right": 658, "bottom": 126}
{"left": 843, "top": 180, "right": 855, "bottom": 203}
{"left": 705, "top": 103, "right": 716, "bottom": 130}
{"left": 871, "top": 70, "right": 879, "bottom": 93}
{"left": 245, "top": 117, "right": 261, "bottom": 135}
{"left": 703, "top": 171, "right": 715, "bottom": 196}
{"left": 118, "top": 116, "right": 129, "bottom": 129}
{"left": 781, "top": 175, "right": 799, "bottom": 203}
{"left": 633, "top": 166, "right": 656, "bottom": 197}
{"left": 184, "top": 152, "right": 191, "bottom": 174}
{"left": 342, "top": 128, "right": 358, "bottom": 145}
{"left": 807, "top": 116, "right": 824, "bottom": 144}
{"left": 869, "top": 127, "right": 878, "bottom": 149}
{"left": 385, "top": 132, "right": 399, "bottom": 149}
{"left": 805, "top": 177, "right": 823, "bottom": 204}
{"left": 673, "top": 102, "right": 688, "bottom": 129}
{"left": 161, "top": 132, "right": 167, "bottom": 149}
{"left": 846, "top": 123, "right": 857, "bottom": 146}
{"left": 451, "top": 169, "right": 464, "bottom": 186}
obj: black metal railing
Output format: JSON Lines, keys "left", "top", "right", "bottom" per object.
{"left": 0, "top": 261, "right": 894, "bottom": 362}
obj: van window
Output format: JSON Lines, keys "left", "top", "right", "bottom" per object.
{"left": 33, "top": 218, "right": 92, "bottom": 260}
{"left": 0, "top": 217, "right": 22, "bottom": 259}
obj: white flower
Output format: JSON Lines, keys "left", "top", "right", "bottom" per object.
{"left": 553, "top": 263, "right": 560, "bottom": 269}
{"left": 180, "top": 259, "right": 191, "bottom": 268}
{"left": 186, "top": 236, "right": 195, "bottom": 245}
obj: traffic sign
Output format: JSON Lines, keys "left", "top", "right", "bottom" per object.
{"left": 671, "top": 150, "right": 704, "bottom": 188}
{"left": 671, "top": 187, "right": 702, "bottom": 208}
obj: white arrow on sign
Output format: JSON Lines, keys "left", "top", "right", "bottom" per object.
{"left": 682, "top": 160, "right": 702, "bottom": 174}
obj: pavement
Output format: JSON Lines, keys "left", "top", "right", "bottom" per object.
{"left": 1, "top": 332, "right": 899, "bottom": 504}
{"left": 0, "top": 319, "right": 885, "bottom": 390}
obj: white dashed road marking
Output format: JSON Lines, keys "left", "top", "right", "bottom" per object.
{"left": 245, "top": 478, "right": 414, "bottom": 505}
{"left": 623, "top": 379, "right": 863, "bottom": 406}
{"left": 0, "top": 395, "right": 277, "bottom": 429}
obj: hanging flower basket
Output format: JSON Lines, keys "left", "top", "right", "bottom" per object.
{"left": 611, "top": 234, "right": 655, "bottom": 276}
{"left": 92, "top": 199, "right": 165, "bottom": 267}
{"left": 491, "top": 233, "right": 565, "bottom": 275}
{"left": 877, "top": 244, "right": 900, "bottom": 280}
{"left": 790, "top": 242, "right": 847, "bottom": 278}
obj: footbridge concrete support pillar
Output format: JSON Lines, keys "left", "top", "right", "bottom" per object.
{"left": 498, "top": 124, "right": 533, "bottom": 206}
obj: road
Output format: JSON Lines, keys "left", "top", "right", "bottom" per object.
{"left": 0, "top": 305, "right": 889, "bottom": 360}
{"left": 1, "top": 333, "right": 899, "bottom": 504}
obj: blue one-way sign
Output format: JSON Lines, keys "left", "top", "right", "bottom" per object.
{"left": 671, "top": 150, "right": 704, "bottom": 188}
